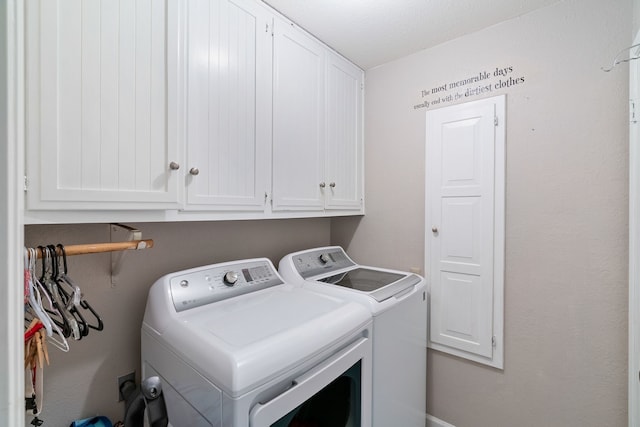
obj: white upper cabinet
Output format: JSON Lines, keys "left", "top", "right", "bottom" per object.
{"left": 23, "top": 0, "right": 364, "bottom": 222}
{"left": 324, "top": 52, "right": 364, "bottom": 211}
{"left": 271, "top": 18, "right": 326, "bottom": 211}
{"left": 25, "top": 0, "right": 181, "bottom": 210}
{"left": 271, "top": 20, "right": 364, "bottom": 213}
{"left": 184, "top": 0, "right": 272, "bottom": 211}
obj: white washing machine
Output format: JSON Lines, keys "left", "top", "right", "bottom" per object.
{"left": 142, "top": 258, "right": 373, "bottom": 427}
{"left": 279, "top": 247, "right": 427, "bottom": 427}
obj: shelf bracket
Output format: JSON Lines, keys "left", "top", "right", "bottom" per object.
{"left": 110, "top": 224, "right": 145, "bottom": 286}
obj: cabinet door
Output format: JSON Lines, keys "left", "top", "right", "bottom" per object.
{"left": 271, "top": 19, "right": 325, "bottom": 211}
{"left": 185, "top": 0, "right": 272, "bottom": 211}
{"left": 324, "top": 53, "right": 364, "bottom": 211}
{"left": 426, "top": 95, "right": 505, "bottom": 369}
{"left": 25, "top": 0, "right": 180, "bottom": 210}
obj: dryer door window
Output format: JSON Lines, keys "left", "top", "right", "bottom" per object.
{"left": 272, "top": 362, "right": 361, "bottom": 427}
{"left": 249, "top": 336, "right": 371, "bottom": 427}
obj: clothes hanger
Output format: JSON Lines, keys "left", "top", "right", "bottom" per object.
{"left": 24, "top": 248, "right": 53, "bottom": 337}
{"left": 52, "top": 245, "right": 89, "bottom": 338}
{"left": 54, "top": 245, "right": 81, "bottom": 307}
{"left": 26, "top": 248, "right": 69, "bottom": 352}
{"left": 48, "top": 245, "right": 88, "bottom": 339}
{"left": 38, "top": 246, "right": 70, "bottom": 338}
{"left": 57, "top": 244, "right": 103, "bottom": 332}
{"left": 78, "top": 298, "right": 104, "bottom": 332}
{"left": 39, "top": 246, "right": 81, "bottom": 340}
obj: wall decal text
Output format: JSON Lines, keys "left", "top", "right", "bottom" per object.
{"left": 413, "top": 65, "right": 525, "bottom": 110}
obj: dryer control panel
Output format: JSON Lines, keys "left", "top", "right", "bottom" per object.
{"left": 291, "top": 247, "right": 356, "bottom": 279}
{"left": 168, "top": 259, "right": 283, "bottom": 312}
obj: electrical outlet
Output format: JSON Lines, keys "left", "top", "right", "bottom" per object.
{"left": 117, "top": 371, "right": 136, "bottom": 402}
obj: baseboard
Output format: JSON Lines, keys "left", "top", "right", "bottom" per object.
{"left": 426, "top": 414, "right": 457, "bottom": 427}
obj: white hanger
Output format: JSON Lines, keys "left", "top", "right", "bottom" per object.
{"left": 24, "top": 248, "right": 52, "bottom": 336}
{"left": 26, "top": 248, "right": 70, "bottom": 352}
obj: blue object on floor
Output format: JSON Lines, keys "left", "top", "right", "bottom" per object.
{"left": 69, "top": 416, "right": 113, "bottom": 427}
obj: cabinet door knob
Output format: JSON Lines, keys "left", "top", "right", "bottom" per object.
{"left": 319, "top": 182, "right": 326, "bottom": 188}
{"left": 329, "top": 182, "right": 336, "bottom": 188}
{"left": 432, "top": 227, "right": 438, "bottom": 233}
{"left": 189, "top": 167, "right": 200, "bottom": 176}
{"left": 169, "top": 162, "right": 180, "bottom": 170}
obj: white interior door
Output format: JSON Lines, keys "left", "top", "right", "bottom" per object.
{"left": 426, "top": 95, "right": 505, "bottom": 368}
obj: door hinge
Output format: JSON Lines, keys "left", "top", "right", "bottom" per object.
{"left": 492, "top": 336, "right": 497, "bottom": 347}
{"left": 23, "top": 175, "right": 28, "bottom": 192}
{"left": 494, "top": 116, "right": 499, "bottom": 126}
{"left": 631, "top": 99, "right": 638, "bottom": 124}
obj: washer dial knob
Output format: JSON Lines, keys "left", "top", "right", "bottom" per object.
{"left": 319, "top": 253, "right": 331, "bottom": 264}
{"left": 223, "top": 271, "right": 239, "bottom": 286}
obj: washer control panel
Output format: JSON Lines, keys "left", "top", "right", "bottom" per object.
{"left": 291, "top": 247, "right": 355, "bottom": 279}
{"left": 169, "top": 259, "right": 283, "bottom": 312}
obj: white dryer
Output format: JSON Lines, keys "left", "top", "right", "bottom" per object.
{"left": 142, "top": 258, "right": 373, "bottom": 427}
{"left": 279, "top": 247, "right": 427, "bottom": 427}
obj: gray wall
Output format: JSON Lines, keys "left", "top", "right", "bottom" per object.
{"left": 332, "top": 0, "right": 631, "bottom": 426}
{"left": 24, "top": 219, "right": 330, "bottom": 424}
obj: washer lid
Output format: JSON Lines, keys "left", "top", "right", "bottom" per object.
{"left": 148, "top": 284, "right": 370, "bottom": 397}
{"left": 316, "top": 268, "right": 422, "bottom": 302}
{"left": 318, "top": 268, "right": 405, "bottom": 291}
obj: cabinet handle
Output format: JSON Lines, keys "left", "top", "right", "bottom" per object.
{"left": 169, "top": 162, "right": 180, "bottom": 170}
{"left": 329, "top": 182, "right": 336, "bottom": 188}
{"left": 189, "top": 167, "right": 200, "bottom": 176}
{"left": 432, "top": 227, "right": 438, "bottom": 233}
{"left": 319, "top": 182, "right": 326, "bottom": 188}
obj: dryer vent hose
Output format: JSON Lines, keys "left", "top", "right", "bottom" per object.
{"left": 120, "top": 376, "right": 168, "bottom": 427}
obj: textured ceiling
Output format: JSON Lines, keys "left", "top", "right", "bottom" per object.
{"left": 263, "top": 0, "right": 560, "bottom": 69}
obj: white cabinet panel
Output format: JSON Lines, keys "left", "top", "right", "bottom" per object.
{"left": 325, "top": 53, "right": 363, "bottom": 211}
{"left": 185, "top": 0, "right": 272, "bottom": 210}
{"left": 272, "top": 19, "right": 325, "bottom": 211}
{"left": 426, "top": 95, "right": 505, "bottom": 369}
{"left": 26, "top": 0, "right": 180, "bottom": 210}
{"left": 441, "top": 118, "right": 483, "bottom": 191}
{"left": 440, "top": 197, "right": 481, "bottom": 269}
{"left": 23, "top": 0, "right": 364, "bottom": 221}
{"left": 436, "top": 271, "right": 490, "bottom": 356}
{"left": 271, "top": 27, "right": 363, "bottom": 213}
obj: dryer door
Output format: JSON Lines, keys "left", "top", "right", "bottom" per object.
{"left": 249, "top": 336, "right": 372, "bottom": 427}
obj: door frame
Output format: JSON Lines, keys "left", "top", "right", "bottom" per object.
{"left": 629, "top": 28, "right": 640, "bottom": 427}
{"left": 0, "top": 0, "right": 25, "bottom": 425}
